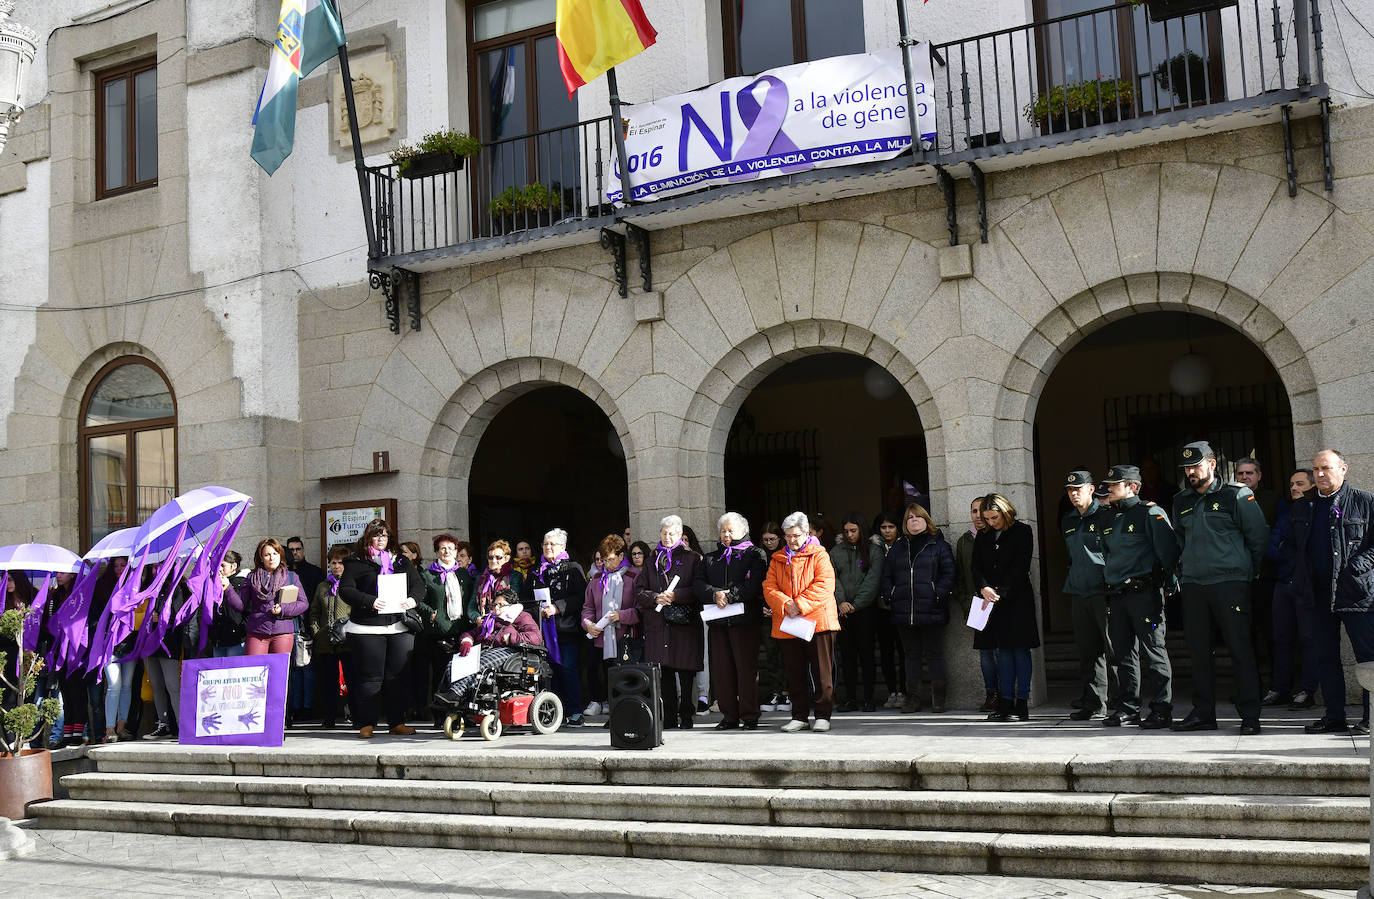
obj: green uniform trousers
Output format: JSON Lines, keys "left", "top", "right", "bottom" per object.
{"left": 1107, "top": 586, "right": 1172, "bottom": 716}
{"left": 1181, "top": 580, "right": 1261, "bottom": 721}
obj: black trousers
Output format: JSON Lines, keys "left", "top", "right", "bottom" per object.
{"left": 836, "top": 607, "right": 877, "bottom": 703}
{"left": 1107, "top": 587, "right": 1172, "bottom": 716}
{"left": 893, "top": 620, "right": 946, "bottom": 687}
{"left": 1181, "top": 581, "right": 1261, "bottom": 720}
{"left": 658, "top": 666, "right": 696, "bottom": 726}
{"left": 1069, "top": 593, "right": 1110, "bottom": 713}
{"left": 347, "top": 631, "right": 414, "bottom": 728}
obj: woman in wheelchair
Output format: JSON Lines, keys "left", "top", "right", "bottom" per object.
{"left": 435, "top": 588, "right": 543, "bottom": 702}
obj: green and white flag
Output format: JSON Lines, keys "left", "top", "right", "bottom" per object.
{"left": 251, "top": 0, "right": 346, "bottom": 175}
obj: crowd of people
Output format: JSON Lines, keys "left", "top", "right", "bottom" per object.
{"left": 6, "top": 441, "right": 1370, "bottom": 744}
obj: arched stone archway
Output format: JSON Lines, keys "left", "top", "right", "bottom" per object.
{"left": 993, "top": 273, "right": 1320, "bottom": 498}
{"left": 415, "top": 357, "right": 638, "bottom": 538}
{"left": 676, "top": 320, "right": 944, "bottom": 526}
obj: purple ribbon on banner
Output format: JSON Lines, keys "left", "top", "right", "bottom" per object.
{"left": 729, "top": 75, "right": 814, "bottom": 182}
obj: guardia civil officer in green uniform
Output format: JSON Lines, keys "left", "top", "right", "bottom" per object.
{"left": 1170, "top": 441, "right": 1269, "bottom": 734}
{"left": 1101, "top": 464, "right": 1178, "bottom": 729}
{"left": 1062, "top": 470, "right": 1117, "bottom": 722}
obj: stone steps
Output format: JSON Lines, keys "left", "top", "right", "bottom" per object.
{"left": 56, "top": 772, "right": 1370, "bottom": 842}
{"left": 30, "top": 745, "right": 1371, "bottom": 889}
{"left": 34, "top": 798, "right": 1365, "bottom": 887}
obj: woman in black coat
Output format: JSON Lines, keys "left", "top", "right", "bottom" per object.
{"left": 529, "top": 527, "right": 589, "bottom": 726}
{"left": 338, "top": 518, "right": 427, "bottom": 738}
{"left": 693, "top": 512, "right": 768, "bottom": 730}
{"left": 971, "top": 493, "right": 1040, "bottom": 722}
{"left": 637, "top": 514, "right": 703, "bottom": 729}
{"left": 881, "top": 503, "right": 956, "bottom": 714}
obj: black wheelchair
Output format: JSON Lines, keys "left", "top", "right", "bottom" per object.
{"left": 430, "top": 643, "right": 563, "bottom": 741}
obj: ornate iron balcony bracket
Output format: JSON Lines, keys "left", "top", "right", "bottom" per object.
{"left": 625, "top": 223, "right": 652, "bottom": 292}
{"left": 936, "top": 166, "right": 958, "bottom": 247}
{"left": 372, "top": 267, "right": 421, "bottom": 334}
{"left": 969, "top": 162, "right": 988, "bottom": 244}
{"left": 600, "top": 227, "right": 629, "bottom": 298}
{"left": 1281, "top": 106, "right": 1297, "bottom": 198}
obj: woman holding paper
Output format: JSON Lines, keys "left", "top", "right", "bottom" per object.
{"left": 694, "top": 512, "right": 768, "bottom": 730}
{"left": 530, "top": 528, "right": 589, "bottom": 726}
{"left": 229, "top": 538, "right": 307, "bottom": 656}
{"left": 637, "top": 514, "right": 704, "bottom": 729}
{"left": 971, "top": 494, "right": 1040, "bottom": 722}
{"left": 338, "top": 519, "right": 427, "bottom": 738}
{"left": 880, "top": 504, "right": 956, "bottom": 714}
{"left": 763, "top": 511, "right": 840, "bottom": 732}
{"left": 582, "top": 534, "right": 642, "bottom": 669}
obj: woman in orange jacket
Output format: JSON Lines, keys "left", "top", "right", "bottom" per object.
{"left": 763, "top": 511, "right": 840, "bottom": 732}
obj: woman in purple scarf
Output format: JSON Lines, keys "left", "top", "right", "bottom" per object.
{"left": 636, "top": 514, "right": 704, "bottom": 729}
{"left": 693, "top": 512, "right": 768, "bottom": 729}
{"left": 227, "top": 538, "right": 307, "bottom": 656}
{"left": 530, "top": 527, "right": 589, "bottom": 726}
{"left": 475, "top": 539, "right": 523, "bottom": 617}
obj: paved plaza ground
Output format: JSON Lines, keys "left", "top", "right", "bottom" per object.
{"left": 5, "top": 702, "right": 1370, "bottom": 897}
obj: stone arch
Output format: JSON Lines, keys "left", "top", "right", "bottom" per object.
{"left": 414, "top": 356, "right": 638, "bottom": 537}
{"left": 676, "top": 319, "right": 944, "bottom": 526}
{"left": 993, "top": 272, "right": 1320, "bottom": 495}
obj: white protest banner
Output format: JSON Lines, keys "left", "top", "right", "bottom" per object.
{"left": 610, "top": 48, "right": 936, "bottom": 204}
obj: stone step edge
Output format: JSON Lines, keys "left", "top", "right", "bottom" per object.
{"left": 83, "top": 748, "right": 1370, "bottom": 795}
{"left": 33, "top": 800, "right": 1367, "bottom": 889}
{"left": 57, "top": 773, "right": 1370, "bottom": 840}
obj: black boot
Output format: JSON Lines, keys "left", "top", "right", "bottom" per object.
{"left": 931, "top": 682, "right": 947, "bottom": 713}
{"left": 1015, "top": 698, "right": 1030, "bottom": 721}
{"left": 986, "top": 698, "right": 1014, "bottom": 722}
{"left": 978, "top": 690, "right": 999, "bottom": 712}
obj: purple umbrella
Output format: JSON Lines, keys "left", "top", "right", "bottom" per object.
{"left": 83, "top": 527, "right": 139, "bottom": 562}
{"left": 132, "top": 486, "right": 251, "bottom": 563}
{"left": 0, "top": 543, "right": 82, "bottom": 666}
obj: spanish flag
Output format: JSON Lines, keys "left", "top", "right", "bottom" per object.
{"left": 556, "top": 0, "right": 657, "bottom": 97}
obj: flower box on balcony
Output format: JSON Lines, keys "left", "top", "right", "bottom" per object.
{"left": 487, "top": 183, "right": 563, "bottom": 236}
{"left": 390, "top": 128, "right": 481, "bottom": 179}
{"left": 1025, "top": 78, "right": 1137, "bottom": 136}
{"left": 398, "top": 150, "right": 464, "bottom": 180}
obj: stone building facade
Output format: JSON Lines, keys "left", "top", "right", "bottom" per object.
{"left": 2, "top": 0, "right": 1373, "bottom": 705}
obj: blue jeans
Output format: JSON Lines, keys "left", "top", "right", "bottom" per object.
{"left": 997, "top": 648, "right": 1032, "bottom": 701}
{"left": 1312, "top": 603, "right": 1374, "bottom": 722}
{"left": 212, "top": 644, "right": 246, "bottom": 658}
{"left": 552, "top": 631, "right": 583, "bottom": 717}
{"left": 289, "top": 662, "right": 316, "bottom": 712}
{"left": 979, "top": 648, "right": 999, "bottom": 691}
{"left": 103, "top": 660, "right": 136, "bottom": 728}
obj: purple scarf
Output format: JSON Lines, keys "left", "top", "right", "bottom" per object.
{"left": 598, "top": 557, "right": 630, "bottom": 595}
{"left": 369, "top": 549, "right": 394, "bottom": 576}
{"left": 654, "top": 540, "right": 680, "bottom": 574}
{"left": 784, "top": 535, "right": 820, "bottom": 563}
{"left": 720, "top": 540, "right": 754, "bottom": 563}
{"left": 247, "top": 565, "right": 288, "bottom": 607}
{"left": 479, "top": 562, "right": 511, "bottom": 599}
{"left": 428, "top": 559, "right": 461, "bottom": 578}
{"left": 537, "top": 552, "right": 568, "bottom": 582}
{"left": 326, "top": 573, "right": 339, "bottom": 596}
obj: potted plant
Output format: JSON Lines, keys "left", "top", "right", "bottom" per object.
{"left": 1024, "top": 77, "right": 1136, "bottom": 134}
{"left": 487, "top": 183, "right": 564, "bottom": 235}
{"left": 0, "top": 606, "right": 60, "bottom": 820}
{"left": 390, "top": 127, "right": 482, "bottom": 179}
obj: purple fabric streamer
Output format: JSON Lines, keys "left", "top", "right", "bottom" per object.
{"left": 48, "top": 561, "right": 96, "bottom": 672}
{"left": 189, "top": 504, "right": 249, "bottom": 653}
{"left": 20, "top": 573, "right": 53, "bottom": 654}
{"left": 539, "top": 615, "right": 562, "bottom": 665}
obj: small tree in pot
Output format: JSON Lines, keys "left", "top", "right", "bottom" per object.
{"left": 0, "top": 606, "right": 60, "bottom": 819}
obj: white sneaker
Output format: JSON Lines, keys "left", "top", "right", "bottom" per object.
{"left": 582, "top": 701, "right": 602, "bottom": 717}
{"left": 812, "top": 718, "right": 831, "bottom": 732}
{"left": 779, "top": 718, "right": 809, "bottom": 733}
{"left": 760, "top": 700, "right": 777, "bottom": 712}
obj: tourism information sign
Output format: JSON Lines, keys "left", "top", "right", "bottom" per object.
{"left": 178, "top": 654, "right": 289, "bottom": 747}
{"left": 610, "top": 48, "right": 937, "bottom": 204}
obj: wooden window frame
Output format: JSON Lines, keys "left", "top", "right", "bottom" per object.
{"left": 95, "top": 57, "right": 158, "bottom": 200}
{"left": 78, "top": 356, "right": 178, "bottom": 551}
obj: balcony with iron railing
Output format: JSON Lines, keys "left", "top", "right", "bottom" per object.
{"left": 363, "top": 0, "right": 1328, "bottom": 320}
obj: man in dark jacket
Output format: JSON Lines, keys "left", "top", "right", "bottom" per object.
{"left": 1292, "top": 449, "right": 1374, "bottom": 734}
{"left": 1170, "top": 441, "right": 1268, "bottom": 735}
{"left": 1062, "top": 470, "right": 1118, "bottom": 723}
{"left": 1101, "top": 464, "right": 1179, "bottom": 729}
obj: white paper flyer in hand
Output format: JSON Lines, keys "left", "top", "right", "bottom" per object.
{"left": 700, "top": 602, "right": 745, "bottom": 622}
{"left": 375, "top": 573, "right": 409, "bottom": 613}
{"left": 966, "top": 596, "right": 993, "bottom": 632}
{"left": 449, "top": 646, "right": 481, "bottom": 682}
{"left": 534, "top": 587, "right": 553, "bottom": 608}
{"left": 779, "top": 614, "right": 816, "bottom": 642}
{"left": 653, "top": 575, "right": 681, "bottom": 613}
{"left": 587, "top": 614, "right": 613, "bottom": 638}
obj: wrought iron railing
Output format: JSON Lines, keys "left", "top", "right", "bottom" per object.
{"left": 928, "top": 0, "right": 1322, "bottom": 159}
{"left": 364, "top": 3, "right": 1323, "bottom": 264}
{"left": 367, "top": 115, "right": 614, "bottom": 258}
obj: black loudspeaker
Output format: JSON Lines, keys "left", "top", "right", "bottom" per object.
{"left": 608, "top": 662, "right": 663, "bottom": 750}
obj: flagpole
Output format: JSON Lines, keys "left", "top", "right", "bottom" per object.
{"left": 606, "top": 67, "right": 636, "bottom": 207}
{"left": 326, "top": 0, "right": 379, "bottom": 260}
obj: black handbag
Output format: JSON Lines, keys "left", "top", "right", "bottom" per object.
{"left": 328, "top": 617, "right": 349, "bottom": 646}
{"left": 402, "top": 609, "right": 425, "bottom": 634}
{"left": 660, "top": 602, "right": 699, "bottom": 626}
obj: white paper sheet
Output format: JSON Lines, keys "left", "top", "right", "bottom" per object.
{"left": 587, "top": 614, "right": 613, "bottom": 638}
{"left": 966, "top": 595, "right": 994, "bottom": 632}
{"left": 653, "top": 575, "right": 681, "bottom": 613}
{"left": 700, "top": 602, "right": 745, "bottom": 622}
{"left": 534, "top": 587, "right": 553, "bottom": 609}
{"left": 448, "top": 645, "right": 481, "bottom": 682}
{"left": 375, "top": 573, "right": 409, "bottom": 613}
{"left": 779, "top": 614, "right": 816, "bottom": 641}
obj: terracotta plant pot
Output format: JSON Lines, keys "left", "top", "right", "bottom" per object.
{"left": 0, "top": 749, "right": 53, "bottom": 820}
